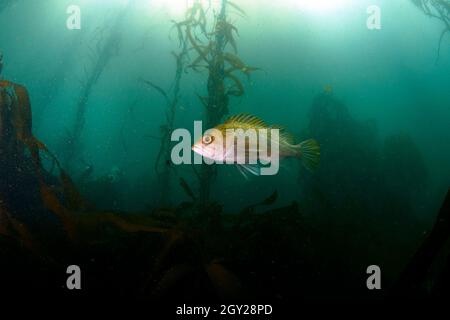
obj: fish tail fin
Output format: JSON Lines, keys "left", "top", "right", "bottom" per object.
{"left": 296, "top": 139, "right": 320, "bottom": 171}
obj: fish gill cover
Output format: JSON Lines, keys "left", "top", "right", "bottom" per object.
{"left": 0, "top": 0, "right": 449, "bottom": 308}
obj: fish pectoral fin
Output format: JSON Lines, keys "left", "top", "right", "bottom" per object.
{"left": 237, "top": 164, "right": 261, "bottom": 176}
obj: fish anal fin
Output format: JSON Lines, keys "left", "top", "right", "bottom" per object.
{"left": 236, "top": 164, "right": 250, "bottom": 180}
{"left": 237, "top": 163, "right": 261, "bottom": 176}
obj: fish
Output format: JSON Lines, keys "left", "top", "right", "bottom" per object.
{"left": 260, "top": 190, "right": 278, "bottom": 206}
{"left": 192, "top": 113, "right": 320, "bottom": 176}
{"left": 179, "top": 177, "right": 197, "bottom": 201}
{"left": 323, "top": 84, "right": 333, "bottom": 94}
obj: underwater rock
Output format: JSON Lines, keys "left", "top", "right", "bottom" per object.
{"left": 393, "top": 187, "right": 450, "bottom": 297}
{"left": 382, "top": 133, "right": 428, "bottom": 204}
{"left": 299, "top": 92, "right": 427, "bottom": 295}
{"left": 302, "top": 92, "right": 381, "bottom": 211}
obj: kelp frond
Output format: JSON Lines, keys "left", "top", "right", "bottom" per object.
{"left": 171, "top": 19, "right": 190, "bottom": 46}
{"left": 186, "top": 25, "right": 211, "bottom": 64}
{"left": 214, "top": 19, "right": 239, "bottom": 53}
{"left": 189, "top": 42, "right": 213, "bottom": 67}
{"left": 223, "top": 52, "right": 260, "bottom": 77}
{"left": 140, "top": 78, "right": 169, "bottom": 105}
{"left": 225, "top": 72, "right": 245, "bottom": 97}
{"left": 196, "top": 93, "right": 209, "bottom": 107}
{"left": 223, "top": 52, "right": 246, "bottom": 70}
{"left": 227, "top": 1, "right": 247, "bottom": 18}
{"left": 411, "top": 0, "right": 450, "bottom": 63}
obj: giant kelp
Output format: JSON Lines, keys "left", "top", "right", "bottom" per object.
{"left": 142, "top": 22, "right": 190, "bottom": 206}
{"left": 411, "top": 0, "right": 450, "bottom": 62}
{"left": 0, "top": 80, "right": 82, "bottom": 249}
{"left": 63, "top": 1, "right": 134, "bottom": 171}
{"left": 173, "top": 0, "right": 259, "bottom": 204}
{"left": 34, "top": 31, "right": 86, "bottom": 130}
{"left": 1, "top": 83, "right": 448, "bottom": 301}
{"left": 0, "top": 86, "right": 309, "bottom": 299}
{"left": 0, "top": 101, "right": 310, "bottom": 301}
{"left": 2, "top": 0, "right": 449, "bottom": 304}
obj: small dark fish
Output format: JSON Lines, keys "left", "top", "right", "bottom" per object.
{"left": 179, "top": 177, "right": 196, "bottom": 201}
{"left": 260, "top": 190, "right": 278, "bottom": 206}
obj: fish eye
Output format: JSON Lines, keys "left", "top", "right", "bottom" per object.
{"left": 202, "top": 135, "right": 214, "bottom": 145}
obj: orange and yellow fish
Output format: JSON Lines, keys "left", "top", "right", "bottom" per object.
{"left": 192, "top": 113, "right": 320, "bottom": 176}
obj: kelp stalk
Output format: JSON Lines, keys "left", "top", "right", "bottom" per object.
{"left": 150, "top": 37, "right": 190, "bottom": 206}
{"left": 411, "top": 0, "right": 450, "bottom": 63}
{"left": 175, "top": 0, "right": 256, "bottom": 205}
{"left": 66, "top": 2, "right": 134, "bottom": 169}
{"left": 199, "top": 0, "right": 229, "bottom": 205}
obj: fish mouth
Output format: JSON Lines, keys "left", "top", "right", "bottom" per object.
{"left": 192, "top": 145, "right": 203, "bottom": 155}
{"left": 192, "top": 144, "right": 213, "bottom": 158}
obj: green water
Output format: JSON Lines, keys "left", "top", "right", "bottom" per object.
{"left": 0, "top": 0, "right": 449, "bottom": 301}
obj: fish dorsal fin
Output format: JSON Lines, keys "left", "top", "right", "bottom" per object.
{"left": 270, "top": 124, "right": 296, "bottom": 144}
{"left": 280, "top": 131, "right": 296, "bottom": 145}
{"left": 225, "top": 113, "right": 267, "bottom": 128}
